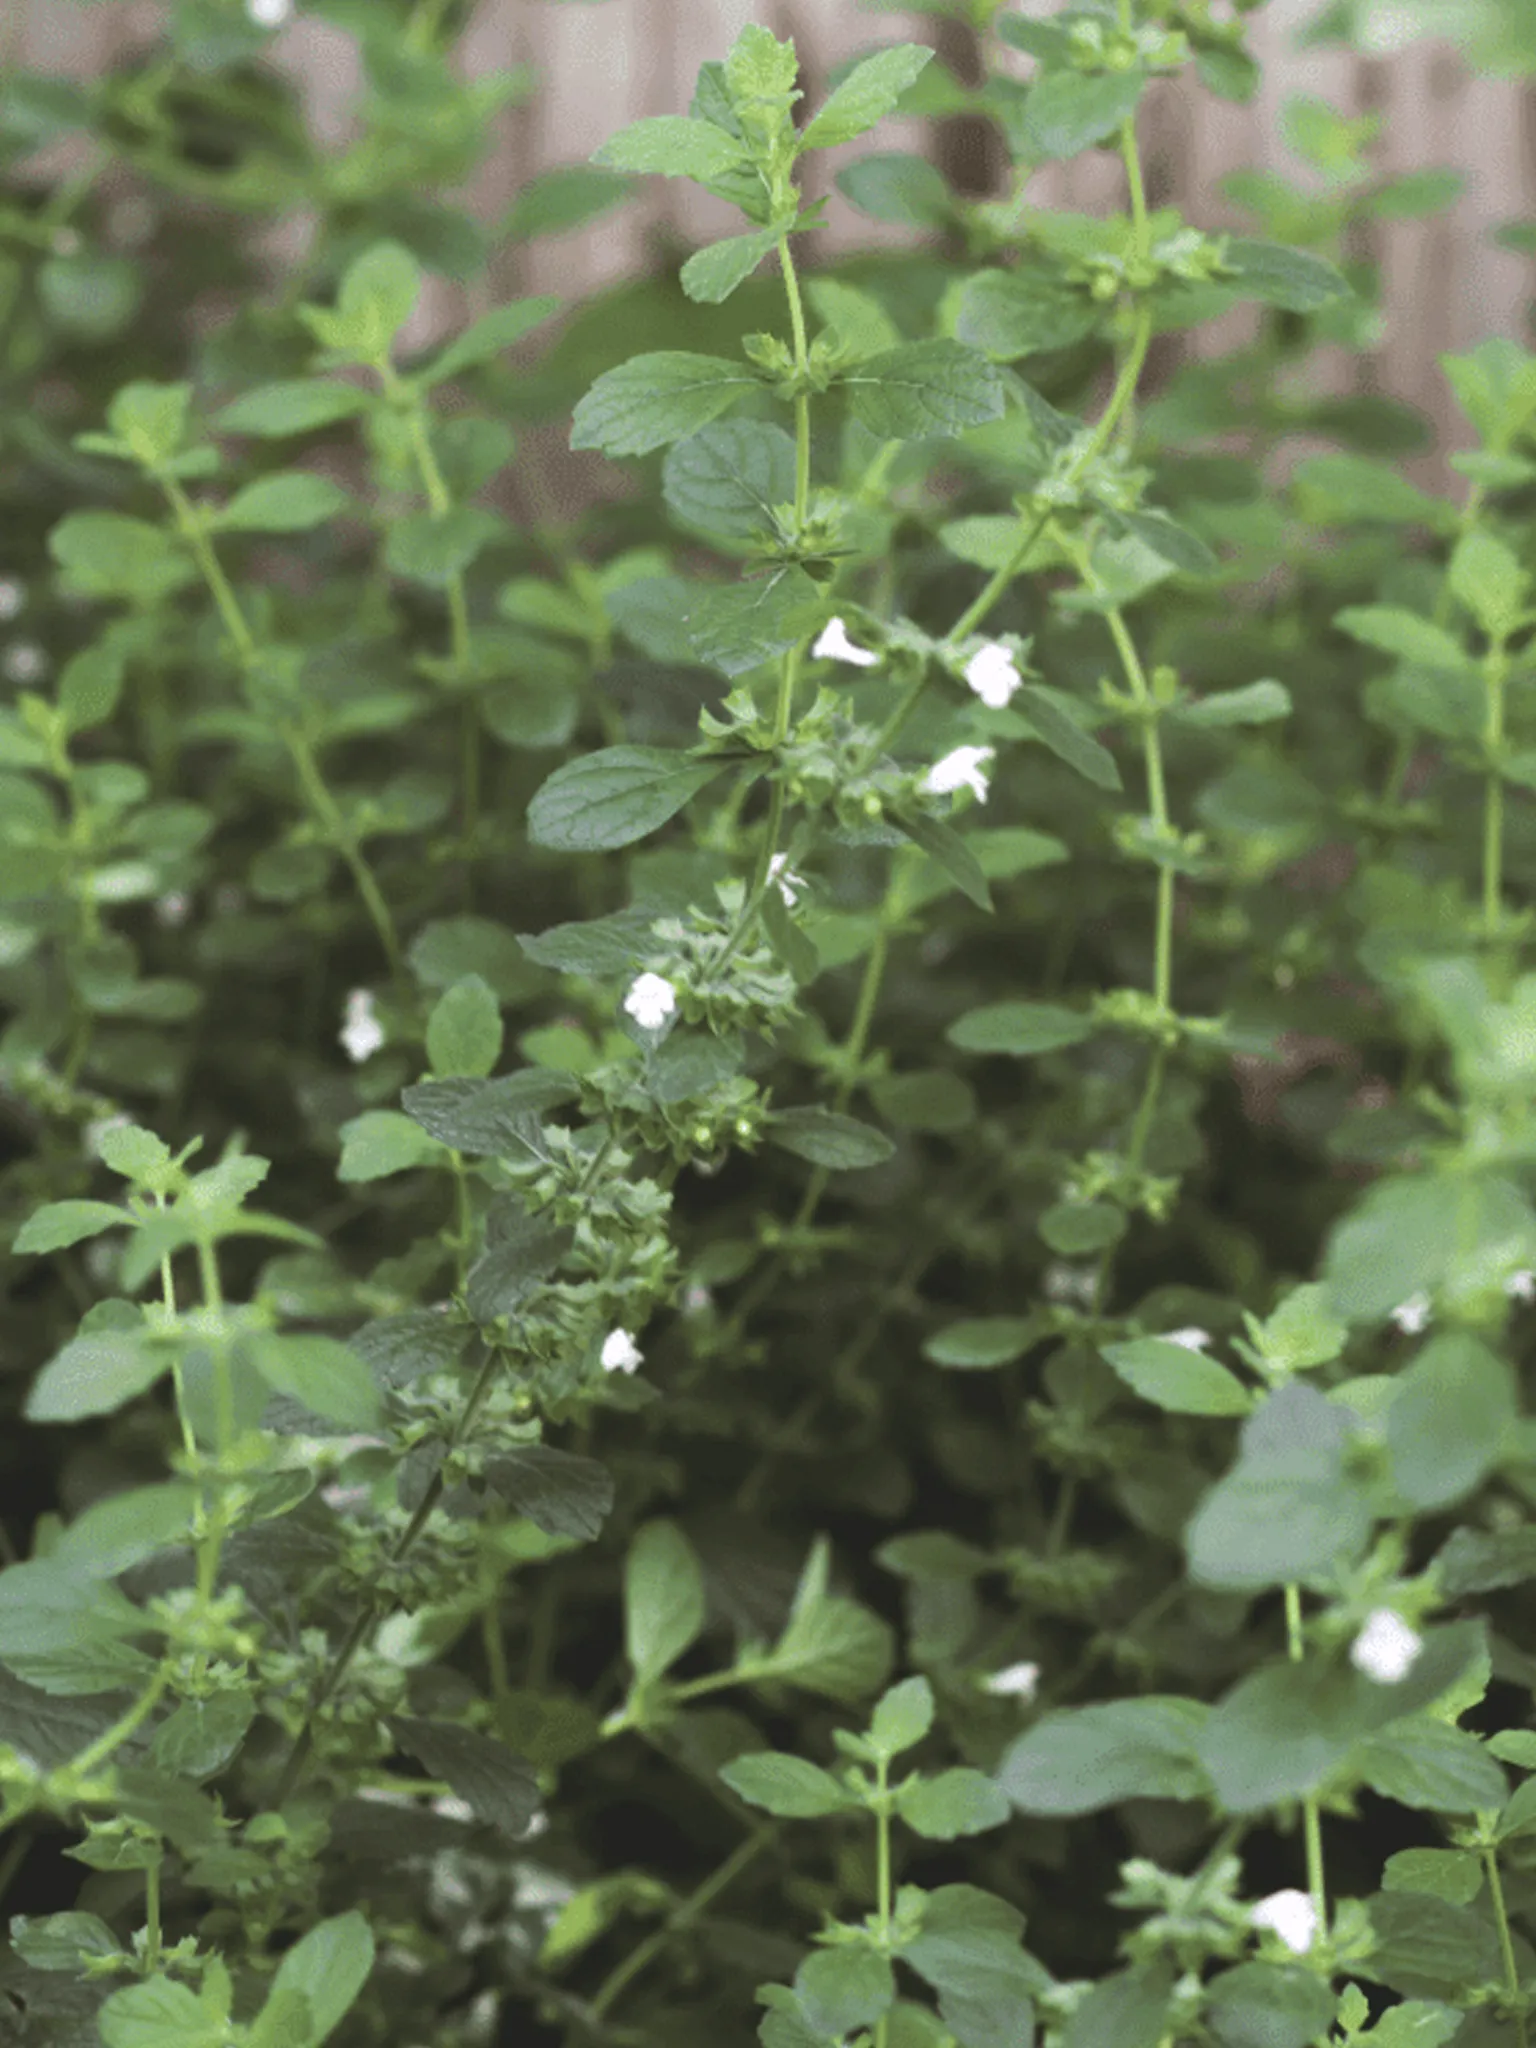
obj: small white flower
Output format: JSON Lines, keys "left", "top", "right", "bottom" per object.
{"left": 982, "top": 1660, "right": 1040, "bottom": 1701}
{"left": 963, "top": 641, "right": 1022, "bottom": 710}
{"left": 1390, "top": 1291, "right": 1431, "bottom": 1335}
{"left": 1508, "top": 1270, "right": 1536, "bottom": 1303}
{"left": 339, "top": 988, "right": 385, "bottom": 1063}
{"left": 1250, "top": 1888, "right": 1319, "bottom": 1955}
{"left": 922, "top": 744, "right": 994, "bottom": 804}
{"left": 247, "top": 0, "right": 293, "bottom": 24}
{"left": 812, "top": 616, "right": 879, "bottom": 668}
{"left": 601, "top": 1328, "right": 643, "bottom": 1375}
{"left": 768, "top": 853, "right": 805, "bottom": 907}
{"left": 1163, "top": 1327, "right": 1211, "bottom": 1352}
{"left": 2, "top": 642, "right": 46, "bottom": 684}
{"left": 1350, "top": 1607, "right": 1422, "bottom": 1685}
{"left": 0, "top": 580, "right": 24, "bottom": 621}
{"left": 154, "top": 890, "right": 191, "bottom": 929}
{"left": 623, "top": 972, "right": 677, "bottom": 1032}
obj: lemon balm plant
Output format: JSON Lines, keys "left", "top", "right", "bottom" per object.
{"left": 6, "top": 1, "right": 1536, "bottom": 2045}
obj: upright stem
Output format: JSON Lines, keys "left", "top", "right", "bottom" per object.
{"left": 1482, "top": 1843, "right": 1530, "bottom": 2048}
{"left": 1285, "top": 1584, "right": 1328, "bottom": 1932}
{"left": 873, "top": 1757, "right": 893, "bottom": 2048}
{"left": 1482, "top": 641, "right": 1509, "bottom": 938}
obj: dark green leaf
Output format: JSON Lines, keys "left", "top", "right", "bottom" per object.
{"left": 685, "top": 565, "right": 826, "bottom": 675}
{"left": 1063, "top": 1962, "right": 1176, "bottom": 2048}
{"left": 999, "top": 1697, "right": 1209, "bottom": 1815}
{"left": 400, "top": 1072, "right": 575, "bottom": 1154}
{"left": 1204, "top": 1962, "right": 1333, "bottom": 2048}
{"left": 953, "top": 267, "right": 1098, "bottom": 360}
{"left": 795, "top": 1948, "right": 895, "bottom": 2036}
{"left": 426, "top": 974, "right": 503, "bottom": 1079}
{"left": 833, "top": 152, "right": 952, "bottom": 227}
{"left": 261, "top": 1911, "right": 375, "bottom": 2045}
{"left": 246, "top": 1333, "right": 382, "bottom": 1430}
{"left": 391, "top": 1718, "right": 539, "bottom": 1835}
{"left": 1221, "top": 238, "right": 1350, "bottom": 313}
{"left": 841, "top": 340, "right": 1006, "bottom": 441}
{"left": 946, "top": 1000, "right": 1090, "bottom": 1056}
{"left": 904, "top": 1885, "right": 1043, "bottom": 2048}
{"left": 1015, "top": 682, "right": 1122, "bottom": 788}
{"left": 1386, "top": 1329, "right": 1515, "bottom": 1511}
{"left": 465, "top": 1204, "right": 574, "bottom": 1321}
{"left": 484, "top": 1444, "right": 613, "bottom": 1541}
{"left": 1356, "top": 1716, "right": 1508, "bottom": 1812}
{"left": 892, "top": 808, "right": 992, "bottom": 910}
{"left": 626, "top": 1519, "right": 706, "bottom": 1682}
{"left": 663, "top": 420, "right": 798, "bottom": 541}
{"left": 571, "top": 353, "right": 761, "bottom": 458}
{"left": 527, "top": 745, "right": 725, "bottom": 852}
{"left": 418, "top": 296, "right": 560, "bottom": 385}
{"left": 766, "top": 1107, "right": 896, "bottom": 1170}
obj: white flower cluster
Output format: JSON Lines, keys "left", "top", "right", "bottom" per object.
{"left": 923, "top": 745, "right": 994, "bottom": 803}
{"left": 812, "top": 616, "right": 879, "bottom": 668}
{"left": 601, "top": 1328, "right": 643, "bottom": 1375}
{"left": 1389, "top": 1269, "right": 1535, "bottom": 1335}
{"left": 962, "top": 641, "right": 1023, "bottom": 710}
{"left": 339, "top": 988, "right": 385, "bottom": 1063}
{"left": 1349, "top": 1607, "right": 1422, "bottom": 1685}
{"left": 1250, "top": 1888, "right": 1319, "bottom": 1954}
{"left": 623, "top": 972, "right": 676, "bottom": 1032}
{"left": 768, "top": 853, "right": 805, "bottom": 906}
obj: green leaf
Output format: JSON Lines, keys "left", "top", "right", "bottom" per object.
{"left": 1112, "top": 508, "right": 1219, "bottom": 578}
{"left": 1293, "top": 453, "right": 1449, "bottom": 529}
{"left": 216, "top": 472, "right": 350, "bottom": 533}
{"left": 337, "top": 1109, "right": 447, "bottom": 1183}
{"left": 149, "top": 1692, "right": 257, "bottom": 1780}
{"left": 719, "top": 1752, "right": 856, "bottom": 1816}
{"left": 1015, "top": 681, "right": 1122, "bottom": 788}
{"left": 1204, "top": 1962, "right": 1333, "bottom": 2048}
{"left": 904, "top": 1885, "right": 1042, "bottom": 2048}
{"left": 897, "top": 1767, "right": 1010, "bottom": 1839}
{"left": 572, "top": 352, "right": 762, "bottom": 458}
{"left": 262, "top": 1911, "right": 375, "bottom": 2045}
{"left": 503, "top": 165, "right": 636, "bottom": 242}
{"left": 592, "top": 114, "right": 751, "bottom": 181}
{"left": 891, "top": 808, "right": 992, "bottom": 911}
{"left": 1435, "top": 1526, "right": 1536, "bottom": 1598}
{"left": 806, "top": 276, "right": 903, "bottom": 360}
{"left": 0, "top": 1558, "right": 155, "bottom": 1695}
{"left": 841, "top": 340, "right": 1005, "bottom": 441}
{"left": 9, "top": 1910, "right": 124, "bottom": 1973}
{"left": 1382, "top": 1847, "right": 1484, "bottom": 1906}
{"left": 766, "top": 1107, "right": 895, "bottom": 1170}
{"left": 922, "top": 1317, "right": 1038, "bottom": 1369}
{"left": 55, "top": 1482, "right": 198, "bottom": 1579}
{"left": 417, "top": 296, "right": 560, "bottom": 386}
{"left": 952, "top": 266, "right": 1099, "bottom": 361}
{"left": 1385, "top": 1329, "right": 1515, "bottom": 1511}
{"left": 625, "top": 1519, "right": 706, "bottom": 1683}
{"left": 1039, "top": 1201, "right": 1124, "bottom": 1254}
{"left": 868, "top": 1070, "right": 977, "bottom": 1133}
{"left": 946, "top": 1000, "right": 1090, "bottom": 1056}
{"left": 799, "top": 44, "right": 933, "bottom": 150}
{"left": 246, "top": 1332, "right": 382, "bottom": 1430}
{"left": 98, "top": 1124, "right": 174, "bottom": 1189}
{"left": 795, "top": 1948, "right": 895, "bottom": 2036}
{"left": 1322, "top": 1171, "right": 1536, "bottom": 1325}
{"left": 1357, "top": 1716, "right": 1508, "bottom": 1812}
{"left": 98, "top": 1976, "right": 220, "bottom": 2048}
{"left": 998, "top": 1697, "right": 1209, "bottom": 1815}
{"left": 1358, "top": 1890, "right": 1504, "bottom": 2003}
{"left": 484, "top": 1444, "right": 613, "bottom": 1542}
{"left": 1449, "top": 528, "right": 1529, "bottom": 640}
{"left": 1099, "top": 1337, "right": 1252, "bottom": 1416}
{"left": 390, "top": 1718, "right": 539, "bottom": 1835}
{"left": 1186, "top": 1382, "right": 1372, "bottom": 1592}
{"left": 766, "top": 1539, "right": 894, "bottom": 1703}
{"left": 1334, "top": 605, "right": 1470, "bottom": 670}
{"left": 1221, "top": 237, "right": 1350, "bottom": 312}
{"left": 426, "top": 974, "right": 503, "bottom": 1080}
{"left": 1020, "top": 69, "right": 1146, "bottom": 160}
{"left": 1172, "top": 680, "right": 1292, "bottom": 727}
{"left": 685, "top": 565, "right": 826, "bottom": 675}
{"left": 833, "top": 152, "right": 953, "bottom": 227}
{"left": 1062, "top": 1962, "right": 1176, "bottom": 2048}
{"left": 400, "top": 1071, "right": 576, "bottom": 1154}
{"left": 663, "top": 421, "right": 798, "bottom": 541}
{"left": 303, "top": 240, "right": 420, "bottom": 363}
{"left": 869, "top": 1676, "right": 935, "bottom": 1758}
{"left": 410, "top": 916, "right": 542, "bottom": 1004}
{"left": 215, "top": 378, "right": 372, "bottom": 437}
{"left": 518, "top": 909, "right": 658, "bottom": 979}
{"left": 383, "top": 506, "right": 505, "bottom": 587}
{"left": 25, "top": 1329, "right": 169, "bottom": 1423}
{"left": 14, "top": 1199, "right": 132, "bottom": 1254}
{"left": 464, "top": 1204, "right": 574, "bottom": 1322}
{"left": 680, "top": 227, "right": 781, "bottom": 305}
{"left": 528, "top": 745, "right": 725, "bottom": 854}
{"left": 49, "top": 511, "right": 196, "bottom": 607}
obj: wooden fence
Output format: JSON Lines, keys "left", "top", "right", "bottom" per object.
{"left": 17, "top": 0, "right": 1536, "bottom": 468}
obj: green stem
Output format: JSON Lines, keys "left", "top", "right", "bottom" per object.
{"left": 1482, "top": 1843, "right": 1530, "bottom": 2048}
{"left": 1483, "top": 642, "right": 1508, "bottom": 939}
{"left": 1285, "top": 1584, "right": 1328, "bottom": 1934}
{"left": 586, "top": 1825, "right": 776, "bottom": 2022}
{"left": 874, "top": 1758, "right": 893, "bottom": 2048}
{"left": 143, "top": 1859, "right": 162, "bottom": 1976}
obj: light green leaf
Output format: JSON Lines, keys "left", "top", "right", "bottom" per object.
{"left": 680, "top": 227, "right": 781, "bottom": 305}
{"left": 246, "top": 1332, "right": 382, "bottom": 1430}
{"left": 765, "top": 1107, "right": 895, "bottom": 1170}
{"left": 922, "top": 1317, "right": 1038, "bottom": 1370}
{"left": 869, "top": 1676, "right": 935, "bottom": 1758}
{"left": 946, "top": 1000, "right": 1090, "bottom": 1056}
{"left": 1358, "top": 1717, "right": 1508, "bottom": 1812}
{"left": 625, "top": 1519, "right": 706, "bottom": 1683}
{"left": 98, "top": 1976, "right": 221, "bottom": 2048}
{"left": 417, "top": 296, "right": 561, "bottom": 386}
{"left": 571, "top": 352, "right": 763, "bottom": 458}
{"left": 896, "top": 1767, "right": 1010, "bottom": 1839}
{"left": 13, "top": 1199, "right": 132, "bottom": 1254}
{"left": 25, "top": 1329, "right": 168, "bottom": 1423}
{"left": 998, "top": 1697, "right": 1209, "bottom": 1815}
{"left": 216, "top": 472, "right": 350, "bottom": 533}
{"left": 952, "top": 265, "right": 1098, "bottom": 361}
{"left": 765, "top": 1539, "right": 894, "bottom": 1703}
{"left": 427, "top": 974, "right": 503, "bottom": 1080}
{"left": 1221, "top": 237, "right": 1350, "bottom": 313}
{"left": 718, "top": 1751, "right": 856, "bottom": 1816}
{"left": 1386, "top": 1329, "right": 1515, "bottom": 1511}
{"left": 1173, "top": 679, "right": 1291, "bottom": 727}
{"left": 1335, "top": 604, "right": 1470, "bottom": 670}
{"left": 527, "top": 745, "right": 725, "bottom": 853}
{"left": 1100, "top": 1337, "right": 1252, "bottom": 1416}
{"left": 49, "top": 511, "right": 196, "bottom": 607}
{"left": 795, "top": 1948, "right": 895, "bottom": 2036}
{"left": 1449, "top": 528, "right": 1529, "bottom": 640}
{"left": 337, "top": 1110, "right": 447, "bottom": 1183}
{"left": 592, "top": 115, "right": 752, "bottom": 181}
{"left": 834, "top": 152, "right": 953, "bottom": 227}
{"left": 215, "top": 378, "right": 372, "bottom": 438}
{"left": 1020, "top": 68, "right": 1145, "bottom": 160}
{"left": 799, "top": 44, "right": 934, "bottom": 150}
{"left": 1016, "top": 681, "right": 1123, "bottom": 788}
{"left": 303, "top": 240, "right": 420, "bottom": 363}
{"left": 261, "top": 1911, "right": 375, "bottom": 2045}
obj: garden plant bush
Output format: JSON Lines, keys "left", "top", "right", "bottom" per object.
{"left": 5, "top": 0, "right": 1536, "bottom": 2041}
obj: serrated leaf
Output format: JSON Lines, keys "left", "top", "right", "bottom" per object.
{"left": 626, "top": 1519, "right": 706, "bottom": 1683}
{"left": 527, "top": 745, "right": 725, "bottom": 853}
{"left": 592, "top": 114, "right": 752, "bottom": 181}
{"left": 426, "top": 974, "right": 503, "bottom": 1079}
{"left": 841, "top": 340, "right": 1005, "bottom": 441}
{"left": 1021, "top": 68, "right": 1145, "bottom": 159}
{"left": 417, "top": 296, "right": 560, "bottom": 386}
{"left": 1100, "top": 1337, "right": 1252, "bottom": 1416}
{"left": 391, "top": 1718, "right": 539, "bottom": 1835}
{"left": 892, "top": 808, "right": 992, "bottom": 911}
{"left": 337, "top": 1110, "right": 446, "bottom": 1183}
{"left": 14, "top": 1200, "right": 132, "bottom": 1254}
{"left": 484, "top": 1444, "right": 613, "bottom": 1541}
{"left": 833, "top": 152, "right": 952, "bottom": 227}
{"left": 1222, "top": 237, "right": 1350, "bottom": 312}
{"left": 685, "top": 565, "right": 825, "bottom": 675}
{"left": 246, "top": 1332, "right": 382, "bottom": 1430}
{"left": 799, "top": 44, "right": 933, "bottom": 150}
{"left": 663, "top": 420, "right": 798, "bottom": 541}
{"left": 25, "top": 1329, "right": 168, "bottom": 1423}
{"left": 766, "top": 1107, "right": 895, "bottom": 1170}
{"left": 571, "top": 352, "right": 760, "bottom": 458}
{"left": 998, "top": 1696, "right": 1209, "bottom": 1815}
{"left": 680, "top": 227, "right": 781, "bottom": 305}
{"left": 719, "top": 1752, "right": 856, "bottom": 1816}
{"left": 952, "top": 265, "right": 1098, "bottom": 361}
